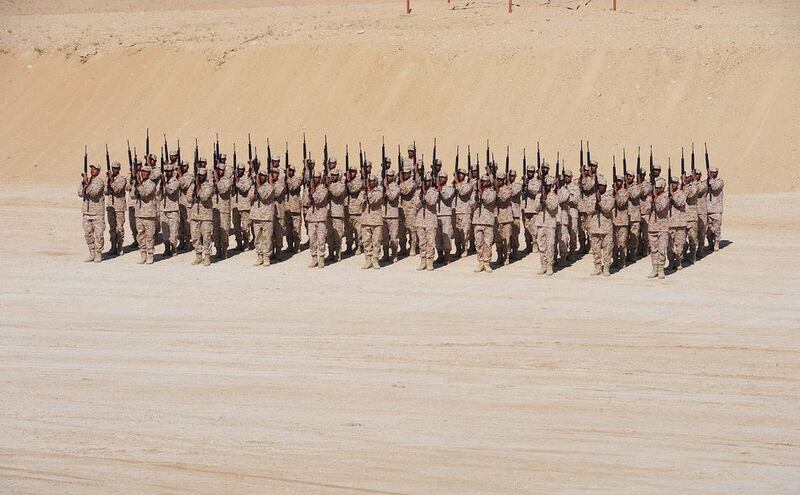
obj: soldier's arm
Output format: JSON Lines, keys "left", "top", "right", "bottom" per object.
{"left": 672, "top": 191, "right": 686, "bottom": 208}
{"left": 216, "top": 176, "right": 233, "bottom": 194}
{"left": 166, "top": 178, "right": 180, "bottom": 195}
{"left": 557, "top": 187, "right": 570, "bottom": 205}
{"left": 424, "top": 189, "right": 439, "bottom": 207}
{"left": 483, "top": 189, "right": 497, "bottom": 206}
{"left": 710, "top": 178, "right": 724, "bottom": 192}
{"left": 329, "top": 182, "right": 346, "bottom": 198}
{"left": 312, "top": 185, "right": 328, "bottom": 205}
{"left": 655, "top": 194, "right": 669, "bottom": 213}
{"left": 137, "top": 179, "right": 157, "bottom": 200}
{"left": 600, "top": 194, "right": 614, "bottom": 213}
{"left": 498, "top": 186, "right": 512, "bottom": 202}
{"left": 386, "top": 183, "right": 400, "bottom": 201}
{"left": 440, "top": 186, "right": 455, "bottom": 202}
{"left": 368, "top": 188, "right": 383, "bottom": 205}
{"left": 616, "top": 189, "right": 629, "bottom": 208}
{"left": 546, "top": 193, "right": 560, "bottom": 210}
{"left": 400, "top": 180, "right": 414, "bottom": 195}
{"left": 199, "top": 183, "right": 214, "bottom": 202}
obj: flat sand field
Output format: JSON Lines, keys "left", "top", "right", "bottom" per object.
{"left": 1, "top": 1, "right": 800, "bottom": 493}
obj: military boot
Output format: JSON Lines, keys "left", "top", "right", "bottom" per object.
{"left": 137, "top": 252, "right": 147, "bottom": 264}
{"left": 146, "top": 254, "right": 154, "bottom": 265}
{"left": 602, "top": 266, "right": 610, "bottom": 277}
{"left": 546, "top": 263, "right": 554, "bottom": 276}
{"left": 416, "top": 258, "right": 426, "bottom": 271}
{"left": 253, "top": 255, "right": 263, "bottom": 267}
{"left": 372, "top": 256, "right": 381, "bottom": 270}
{"left": 474, "top": 261, "right": 485, "bottom": 273}
{"left": 191, "top": 253, "right": 203, "bottom": 265}
{"left": 714, "top": 240, "right": 720, "bottom": 251}
{"left": 484, "top": 263, "right": 493, "bottom": 273}
{"left": 537, "top": 264, "right": 547, "bottom": 275}
{"left": 263, "top": 257, "right": 271, "bottom": 267}
{"left": 461, "top": 249, "right": 468, "bottom": 258}
{"left": 308, "top": 256, "right": 318, "bottom": 268}
{"left": 647, "top": 264, "right": 658, "bottom": 278}
{"left": 317, "top": 257, "right": 325, "bottom": 268}
{"left": 85, "top": 250, "right": 95, "bottom": 263}
{"left": 410, "top": 245, "right": 417, "bottom": 256}
{"left": 202, "top": 254, "right": 211, "bottom": 266}
{"left": 658, "top": 265, "right": 665, "bottom": 279}
{"left": 443, "top": 253, "right": 450, "bottom": 265}
{"left": 94, "top": 251, "right": 102, "bottom": 263}
{"left": 590, "top": 264, "right": 601, "bottom": 276}
{"left": 362, "top": 255, "right": 371, "bottom": 269}
{"left": 426, "top": 258, "right": 434, "bottom": 271}
{"left": 117, "top": 240, "right": 124, "bottom": 256}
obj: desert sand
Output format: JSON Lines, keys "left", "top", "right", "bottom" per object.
{"left": 1, "top": 1, "right": 800, "bottom": 494}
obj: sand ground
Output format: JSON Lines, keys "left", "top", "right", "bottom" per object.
{"left": 1, "top": 187, "right": 799, "bottom": 493}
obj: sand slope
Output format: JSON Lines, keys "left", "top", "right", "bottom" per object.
{"left": 1, "top": 0, "right": 799, "bottom": 192}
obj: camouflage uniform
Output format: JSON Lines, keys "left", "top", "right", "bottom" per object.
{"left": 588, "top": 178, "right": 614, "bottom": 276}
{"left": 361, "top": 179, "right": 384, "bottom": 269}
{"left": 532, "top": 179, "right": 559, "bottom": 275}
{"left": 668, "top": 185, "right": 688, "bottom": 269}
{"left": 612, "top": 181, "right": 630, "bottom": 267}
{"left": 684, "top": 179, "right": 699, "bottom": 263}
{"left": 160, "top": 166, "right": 181, "bottom": 256}
{"left": 346, "top": 174, "right": 365, "bottom": 254}
{"left": 132, "top": 169, "right": 158, "bottom": 264}
{"left": 126, "top": 176, "right": 138, "bottom": 247}
{"left": 435, "top": 173, "right": 456, "bottom": 262}
{"left": 707, "top": 170, "right": 724, "bottom": 251}
{"left": 78, "top": 168, "right": 105, "bottom": 262}
{"left": 303, "top": 176, "right": 330, "bottom": 268}
{"left": 522, "top": 177, "right": 539, "bottom": 253}
{"left": 250, "top": 175, "right": 276, "bottom": 267}
{"left": 565, "top": 177, "right": 580, "bottom": 258}
{"left": 578, "top": 172, "right": 597, "bottom": 253}
{"left": 647, "top": 178, "right": 670, "bottom": 279}
{"left": 189, "top": 171, "right": 214, "bottom": 266}
{"left": 285, "top": 172, "right": 303, "bottom": 252}
{"left": 556, "top": 182, "right": 572, "bottom": 263}
{"left": 382, "top": 177, "right": 401, "bottom": 261}
{"left": 695, "top": 178, "right": 708, "bottom": 257}
{"left": 212, "top": 166, "right": 233, "bottom": 259}
{"left": 232, "top": 170, "right": 254, "bottom": 251}
{"left": 328, "top": 173, "right": 347, "bottom": 261}
{"left": 495, "top": 175, "right": 514, "bottom": 265}
{"left": 399, "top": 165, "right": 418, "bottom": 255}
{"left": 177, "top": 165, "right": 194, "bottom": 250}
{"left": 472, "top": 180, "right": 497, "bottom": 273}
{"left": 509, "top": 177, "right": 522, "bottom": 256}
{"left": 454, "top": 174, "right": 475, "bottom": 257}
{"left": 272, "top": 170, "right": 287, "bottom": 256}
{"left": 626, "top": 179, "right": 642, "bottom": 262}
{"left": 105, "top": 167, "right": 127, "bottom": 256}
{"left": 639, "top": 176, "right": 656, "bottom": 256}
{"left": 414, "top": 181, "right": 439, "bottom": 271}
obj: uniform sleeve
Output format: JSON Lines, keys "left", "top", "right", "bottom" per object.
{"left": 137, "top": 179, "right": 157, "bottom": 200}
{"left": 216, "top": 176, "right": 232, "bottom": 194}
{"left": 166, "top": 178, "right": 180, "bottom": 194}
{"left": 615, "top": 189, "right": 629, "bottom": 208}
{"left": 672, "top": 190, "right": 686, "bottom": 207}
{"left": 685, "top": 183, "right": 697, "bottom": 200}
{"left": 546, "top": 192, "right": 560, "bottom": 210}
{"left": 599, "top": 194, "right": 614, "bottom": 213}
{"left": 482, "top": 189, "right": 497, "bottom": 206}
{"left": 640, "top": 182, "right": 653, "bottom": 197}
{"left": 301, "top": 191, "right": 311, "bottom": 208}
{"left": 456, "top": 181, "right": 471, "bottom": 196}
{"left": 368, "top": 188, "right": 383, "bottom": 205}
{"left": 511, "top": 182, "right": 523, "bottom": 196}
{"left": 498, "top": 186, "right": 511, "bottom": 202}
{"left": 400, "top": 179, "right": 415, "bottom": 195}
{"left": 329, "top": 182, "right": 346, "bottom": 198}
{"left": 312, "top": 185, "right": 328, "bottom": 205}
{"left": 199, "top": 183, "right": 214, "bottom": 202}
{"left": 710, "top": 178, "right": 724, "bottom": 192}
{"left": 273, "top": 179, "right": 286, "bottom": 197}
{"left": 655, "top": 194, "right": 669, "bottom": 214}
{"left": 439, "top": 186, "right": 455, "bottom": 202}
{"left": 558, "top": 187, "right": 570, "bottom": 205}
{"left": 386, "top": 183, "right": 400, "bottom": 201}
{"left": 86, "top": 177, "right": 105, "bottom": 199}
{"left": 111, "top": 177, "right": 127, "bottom": 194}
{"left": 238, "top": 177, "right": 252, "bottom": 193}
{"left": 424, "top": 189, "right": 439, "bottom": 207}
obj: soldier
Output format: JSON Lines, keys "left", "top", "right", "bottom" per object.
{"left": 211, "top": 158, "right": 232, "bottom": 259}
{"left": 647, "top": 177, "right": 670, "bottom": 279}
{"left": 399, "top": 163, "right": 418, "bottom": 255}
{"left": 611, "top": 175, "right": 630, "bottom": 268}
{"left": 640, "top": 164, "right": 661, "bottom": 256}
{"left": 562, "top": 170, "right": 580, "bottom": 261}
{"left": 532, "top": 177, "right": 559, "bottom": 275}
{"left": 495, "top": 172, "right": 514, "bottom": 265}
{"left": 588, "top": 175, "right": 614, "bottom": 276}
{"left": 232, "top": 163, "right": 253, "bottom": 251}
{"left": 454, "top": 168, "right": 474, "bottom": 257}
{"left": 126, "top": 158, "right": 141, "bottom": 248}
{"left": 415, "top": 173, "right": 439, "bottom": 271}
{"left": 472, "top": 175, "right": 497, "bottom": 273}
{"left": 626, "top": 171, "right": 642, "bottom": 263}
{"left": 522, "top": 167, "right": 538, "bottom": 253}
{"left": 667, "top": 175, "right": 688, "bottom": 270}
{"left": 694, "top": 168, "right": 708, "bottom": 259}
{"left": 707, "top": 167, "right": 724, "bottom": 252}
{"left": 345, "top": 160, "right": 365, "bottom": 254}
{"left": 467, "top": 164, "right": 480, "bottom": 254}
{"left": 146, "top": 154, "right": 162, "bottom": 241}
{"left": 250, "top": 168, "right": 276, "bottom": 267}
{"left": 508, "top": 170, "right": 522, "bottom": 260}
{"left": 132, "top": 165, "right": 158, "bottom": 265}
{"left": 79, "top": 163, "right": 105, "bottom": 262}
{"left": 382, "top": 169, "right": 401, "bottom": 262}
{"left": 303, "top": 168, "right": 330, "bottom": 268}
{"left": 105, "top": 161, "right": 127, "bottom": 256}
{"left": 327, "top": 168, "right": 347, "bottom": 262}
{"left": 435, "top": 170, "right": 456, "bottom": 264}
{"left": 361, "top": 174, "right": 384, "bottom": 269}
{"left": 270, "top": 157, "right": 286, "bottom": 259}
{"left": 176, "top": 160, "right": 193, "bottom": 251}
{"left": 160, "top": 163, "right": 180, "bottom": 257}
{"left": 578, "top": 160, "right": 598, "bottom": 254}
{"left": 683, "top": 172, "right": 699, "bottom": 263}
{"left": 555, "top": 173, "right": 573, "bottom": 265}
{"left": 189, "top": 164, "right": 214, "bottom": 266}
{"left": 285, "top": 165, "right": 303, "bottom": 252}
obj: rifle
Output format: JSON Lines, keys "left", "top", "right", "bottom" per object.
{"left": 381, "top": 137, "right": 387, "bottom": 209}
{"left": 194, "top": 138, "right": 199, "bottom": 167}
{"left": 82, "top": 145, "right": 89, "bottom": 201}
{"left": 146, "top": 128, "right": 150, "bottom": 157}
{"left": 397, "top": 144, "right": 402, "bottom": 181}
{"left": 612, "top": 155, "right": 617, "bottom": 216}
{"left": 285, "top": 141, "right": 289, "bottom": 188}
{"left": 505, "top": 145, "right": 510, "bottom": 179}
{"left": 681, "top": 146, "right": 686, "bottom": 188}
{"left": 622, "top": 148, "right": 628, "bottom": 188}
{"left": 691, "top": 142, "right": 696, "bottom": 174}
{"left": 649, "top": 145, "right": 655, "bottom": 214}
{"left": 105, "top": 144, "right": 111, "bottom": 193}
{"left": 323, "top": 135, "right": 329, "bottom": 178}
{"left": 358, "top": 141, "right": 364, "bottom": 179}
{"left": 302, "top": 132, "right": 308, "bottom": 161}
{"left": 232, "top": 143, "right": 239, "bottom": 204}
{"left": 161, "top": 146, "right": 166, "bottom": 206}
{"left": 127, "top": 139, "right": 134, "bottom": 182}
{"left": 586, "top": 141, "right": 591, "bottom": 170}
{"left": 668, "top": 158, "right": 672, "bottom": 217}
{"left": 432, "top": 137, "right": 437, "bottom": 176}
{"left": 522, "top": 148, "right": 528, "bottom": 208}
{"left": 267, "top": 138, "right": 272, "bottom": 170}
{"left": 177, "top": 139, "right": 182, "bottom": 169}
{"left": 594, "top": 167, "right": 600, "bottom": 227}
{"left": 536, "top": 141, "right": 541, "bottom": 173}
{"left": 579, "top": 140, "right": 584, "bottom": 198}
{"left": 636, "top": 146, "right": 641, "bottom": 184}
{"left": 555, "top": 152, "right": 560, "bottom": 191}
{"left": 164, "top": 134, "right": 169, "bottom": 161}
{"left": 704, "top": 143, "right": 710, "bottom": 192}
{"left": 485, "top": 140, "right": 490, "bottom": 178}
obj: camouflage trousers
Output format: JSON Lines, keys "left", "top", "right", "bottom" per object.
{"left": 639, "top": 217, "right": 650, "bottom": 256}
{"left": 416, "top": 225, "right": 436, "bottom": 261}
{"left": 135, "top": 216, "right": 157, "bottom": 256}
{"left": 382, "top": 217, "right": 400, "bottom": 257}
{"left": 128, "top": 206, "right": 138, "bottom": 243}
{"left": 686, "top": 220, "right": 698, "bottom": 259}
{"left": 578, "top": 212, "right": 590, "bottom": 251}
{"left": 537, "top": 226, "right": 556, "bottom": 268}
{"left": 273, "top": 211, "right": 286, "bottom": 252}
{"left": 590, "top": 232, "right": 612, "bottom": 269}
{"left": 668, "top": 226, "right": 687, "bottom": 266}
{"left": 401, "top": 206, "right": 417, "bottom": 252}
{"left": 511, "top": 217, "right": 521, "bottom": 252}
{"left": 567, "top": 212, "right": 579, "bottom": 254}
{"left": 454, "top": 213, "right": 471, "bottom": 252}
{"left": 346, "top": 213, "right": 362, "bottom": 251}
{"left": 613, "top": 224, "right": 628, "bottom": 264}
{"left": 106, "top": 207, "right": 125, "bottom": 252}
{"left": 557, "top": 217, "right": 571, "bottom": 259}
{"left": 178, "top": 204, "right": 191, "bottom": 246}
{"left": 191, "top": 219, "right": 213, "bottom": 256}
{"left": 523, "top": 214, "right": 537, "bottom": 251}
{"left": 307, "top": 221, "right": 327, "bottom": 258}
{"left": 697, "top": 213, "right": 708, "bottom": 251}
{"left": 495, "top": 222, "right": 513, "bottom": 259}
{"left": 362, "top": 224, "right": 383, "bottom": 259}
{"left": 328, "top": 217, "right": 346, "bottom": 257}
{"left": 648, "top": 230, "right": 668, "bottom": 266}
{"left": 436, "top": 216, "right": 454, "bottom": 255}
{"left": 232, "top": 208, "right": 252, "bottom": 249}
{"left": 160, "top": 210, "right": 179, "bottom": 249}
{"left": 285, "top": 212, "right": 302, "bottom": 250}
{"left": 473, "top": 224, "right": 494, "bottom": 263}
{"left": 252, "top": 220, "right": 273, "bottom": 257}
{"left": 628, "top": 219, "right": 641, "bottom": 260}
{"left": 212, "top": 209, "right": 231, "bottom": 256}
{"left": 707, "top": 213, "right": 722, "bottom": 247}
{"left": 82, "top": 214, "right": 105, "bottom": 255}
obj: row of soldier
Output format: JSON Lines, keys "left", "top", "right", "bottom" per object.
{"left": 79, "top": 142, "right": 724, "bottom": 278}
